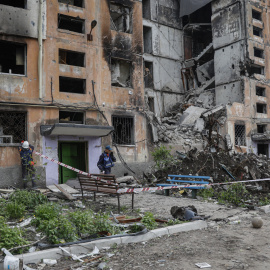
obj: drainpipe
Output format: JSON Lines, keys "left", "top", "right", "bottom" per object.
{"left": 38, "top": 0, "right": 43, "bottom": 99}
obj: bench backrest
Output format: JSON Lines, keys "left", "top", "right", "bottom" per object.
{"left": 90, "top": 173, "right": 117, "bottom": 183}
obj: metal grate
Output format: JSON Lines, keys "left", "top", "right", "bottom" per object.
{"left": 0, "top": 111, "right": 26, "bottom": 143}
{"left": 235, "top": 124, "right": 246, "bottom": 146}
{"left": 112, "top": 116, "right": 134, "bottom": 145}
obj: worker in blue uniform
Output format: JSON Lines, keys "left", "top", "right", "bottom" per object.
{"left": 97, "top": 145, "right": 116, "bottom": 174}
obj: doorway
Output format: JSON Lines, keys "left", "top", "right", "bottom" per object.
{"left": 59, "top": 142, "right": 87, "bottom": 184}
{"left": 257, "top": 144, "right": 269, "bottom": 158}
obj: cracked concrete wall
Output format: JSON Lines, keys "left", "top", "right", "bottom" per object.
{"left": 0, "top": 0, "right": 46, "bottom": 39}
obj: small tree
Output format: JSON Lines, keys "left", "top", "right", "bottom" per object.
{"left": 151, "top": 145, "right": 175, "bottom": 171}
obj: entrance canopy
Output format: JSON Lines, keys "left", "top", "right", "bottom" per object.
{"left": 40, "top": 123, "right": 114, "bottom": 137}
{"left": 180, "top": 0, "right": 212, "bottom": 17}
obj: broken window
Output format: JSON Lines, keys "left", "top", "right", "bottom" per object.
{"left": 254, "top": 48, "right": 264, "bottom": 59}
{"left": 148, "top": 97, "right": 155, "bottom": 114}
{"left": 256, "top": 86, "right": 266, "bottom": 97}
{"left": 0, "top": 41, "right": 26, "bottom": 75}
{"left": 253, "top": 26, "right": 263, "bottom": 37}
{"left": 59, "top": 111, "right": 84, "bottom": 124}
{"left": 0, "top": 0, "right": 26, "bottom": 8}
{"left": 144, "top": 61, "right": 154, "bottom": 88}
{"left": 257, "top": 103, "right": 267, "bottom": 114}
{"left": 0, "top": 111, "right": 26, "bottom": 144}
{"left": 142, "top": 0, "right": 151, "bottom": 20}
{"left": 59, "top": 77, "right": 86, "bottom": 94}
{"left": 111, "top": 58, "right": 132, "bottom": 88}
{"left": 58, "top": 14, "right": 85, "bottom": 33}
{"left": 257, "top": 124, "right": 266, "bottom": 134}
{"left": 58, "top": 0, "right": 84, "bottom": 8}
{"left": 258, "top": 144, "right": 269, "bottom": 157}
{"left": 252, "top": 9, "right": 262, "bottom": 21}
{"left": 235, "top": 124, "right": 246, "bottom": 146}
{"left": 250, "top": 65, "right": 264, "bottom": 75}
{"left": 112, "top": 116, "right": 134, "bottom": 145}
{"left": 143, "top": 26, "right": 152, "bottom": 54}
{"left": 110, "top": 3, "right": 132, "bottom": 33}
{"left": 59, "top": 49, "right": 85, "bottom": 67}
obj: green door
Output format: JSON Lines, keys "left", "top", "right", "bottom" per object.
{"left": 59, "top": 142, "right": 86, "bottom": 184}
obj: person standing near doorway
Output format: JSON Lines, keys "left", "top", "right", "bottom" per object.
{"left": 97, "top": 145, "right": 116, "bottom": 174}
{"left": 18, "top": 141, "right": 36, "bottom": 188}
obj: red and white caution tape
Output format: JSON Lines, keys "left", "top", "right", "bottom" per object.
{"left": 34, "top": 151, "right": 270, "bottom": 194}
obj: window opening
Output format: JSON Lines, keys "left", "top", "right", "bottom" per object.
{"left": 59, "top": 77, "right": 86, "bottom": 94}
{"left": 235, "top": 124, "right": 246, "bottom": 146}
{"left": 143, "top": 26, "right": 152, "bottom": 54}
{"left": 58, "top": 0, "right": 83, "bottom": 8}
{"left": 59, "top": 49, "right": 85, "bottom": 67}
{"left": 112, "top": 116, "right": 134, "bottom": 145}
{"left": 257, "top": 124, "right": 266, "bottom": 134}
{"left": 252, "top": 9, "right": 262, "bottom": 21}
{"left": 253, "top": 26, "right": 263, "bottom": 37}
{"left": 258, "top": 144, "right": 269, "bottom": 157}
{"left": 250, "top": 65, "right": 264, "bottom": 75}
{"left": 257, "top": 103, "right": 267, "bottom": 114}
{"left": 58, "top": 14, "right": 85, "bottom": 33}
{"left": 144, "top": 61, "right": 154, "bottom": 88}
{"left": 0, "top": 111, "right": 26, "bottom": 144}
{"left": 0, "top": 41, "right": 26, "bottom": 75}
{"left": 254, "top": 48, "right": 264, "bottom": 58}
{"left": 256, "top": 86, "right": 266, "bottom": 97}
{"left": 148, "top": 97, "right": 155, "bottom": 114}
{"left": 142, "top": 0, "right": 151, "bottom": 19}
{"left": 111, "top": 58, "right": 132, "bottom": 88}
{"left": 0, "top": 0, "right": 26, "bottom": 8}
{"left": 59, "top": 111, "right": 84, "bottom": 124}
{"left": 110, "top": 3, "right": 131, "bottom": 33}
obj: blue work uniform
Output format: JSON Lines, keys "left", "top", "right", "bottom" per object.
{"left": 97, "top": 152, "right": 116, "bottom": 174}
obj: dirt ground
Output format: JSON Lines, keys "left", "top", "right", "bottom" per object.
{"left": 37, "top": 192, "right": 270, "bottom": 270}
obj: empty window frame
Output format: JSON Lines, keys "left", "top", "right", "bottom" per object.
{"left": 58, "top": 14, "right": 85, "bottom": 33}
{"left": 254, "top": 47, "right": 264, "bottom": 58}
{"left": 142, "top": 0, "right": 151, "bottom": 19}
{"left": 257, "top": 124, "right": 266, "bottom": 133}
{"left": 59, "top": 111, "right": 84, "bottom": 124}
{"left": 257, "top": 103, "right": 267, "bottom": 114}
{"left": 112, "top": 116, "right": 134, "bottom": 145}
{"left": 253, "top": 26, "right": 263, "bottom": 37}
{"left": 256, "top": 86, "right": 266, "bottom": 96}
{"left": 235, "top": 124, "right": 246, "bottom": 146}
{"left": 0, "top": 111, "right": 26, "bottom": 144}
{"left": 59, "top": 49, "right": 85, "bottom": 67}
{"left": 110, "top": 3, "right": 132, "bottom": 33}
{"left": 148, "top": 97, "right": 155, "bottom": 113}
{"left": 252, "top": 9, "right": 262, "bottom": 21}
{"left": 58, "top": 0, "right": 84, "bottom": 8}
{"left": 0, "top": 0, "right": 26, "bottom": 8}
{"left": 144, "top": 61, "right": 154, "bottom": 88}
{"left": 111, "top": 58, "right": 132, "bottom": 88}
{"left": 143, "top": 26, "right": 152, "bottom": 54}
{"left": 258, "top": 144, "right": 269, "bottom": 157}
{"left": 250, "top": 65, "right": 264, "bottom": 75}
{"left": 59, "top": 77, "right": 86, "bottom": 94}
{"left": 0, "top": 41, "right": 26, "bottom": 75}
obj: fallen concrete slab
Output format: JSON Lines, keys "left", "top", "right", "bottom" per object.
{"left": 1, "top": 221, "right": 207, "bottom": 267}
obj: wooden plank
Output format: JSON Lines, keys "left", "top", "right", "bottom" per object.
{"left": 54, "top": 184, "right": 76, "bottom": 200}
{"left": 0, "top": 189, "right": 14, "bottom": 193}
{"left": 47, "top": 184, "right": 80, "bottom": 194}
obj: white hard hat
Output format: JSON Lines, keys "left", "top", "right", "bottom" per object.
{"left": 22, "top": 141, "right": 29, "bottom": 149}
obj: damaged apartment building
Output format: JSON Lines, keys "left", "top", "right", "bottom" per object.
{"left": 179, "top": 0, "right": 270, "bottom": 157}
{"left": 0, "top": 0, "right": 148, "bottom": 188}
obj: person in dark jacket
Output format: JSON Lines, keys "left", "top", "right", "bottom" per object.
{"left": 97, "top": 145, "right": 116, "bottom": 174}
{"left": 18, "top": 141, "right": 36, "bottom": 188}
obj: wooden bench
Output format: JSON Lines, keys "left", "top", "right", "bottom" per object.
{"left": 77, "top": 173, "right": 134, "bottom": 212}
{"left": 157, "top": 174, "right": 210, "bottom": 198}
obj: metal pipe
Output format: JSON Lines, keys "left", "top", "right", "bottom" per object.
{"left": 38, "top": 0, "right": 43, "bottom": 99}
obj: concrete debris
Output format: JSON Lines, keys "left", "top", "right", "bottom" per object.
{"left": 43, "top": 259, "right": 57, "bottom": 266}
{"left": 251, "top": 217, "right": 263, "bottom": 229}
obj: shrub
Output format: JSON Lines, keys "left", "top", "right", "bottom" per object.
{"left": 69, "top": 210, "right": 95, "bottom": 235}
{"left": 0, "top": 216, "right": 28, "bottom": 251}
{"left": 10, "top": 190, "right": 48, "bottom": 209}
{"left": 151, "top": 145, "right": 175, "bottom": 170}
{"left": 141, "top": 212, "right": 157, "bottom": 230}
{"left": 5, "top": 202, "right": 26, "bottom": 219}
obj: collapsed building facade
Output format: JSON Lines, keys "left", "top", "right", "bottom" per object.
{"left": 0, "top": 0, "right": 269, "bottom": 188}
